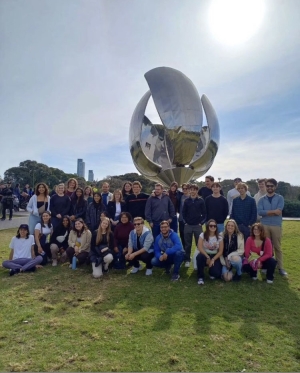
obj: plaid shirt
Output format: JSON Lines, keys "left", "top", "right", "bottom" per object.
{"left": 231, "top": 195, "right": 257, "bottom": 226}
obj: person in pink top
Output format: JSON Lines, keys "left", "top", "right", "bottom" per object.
{"left": 243, "top": 223, "right": 277, "bottom": 283}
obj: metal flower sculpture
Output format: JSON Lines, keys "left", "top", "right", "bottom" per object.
{"left": 129, "top": 67, "right": 220, "bottom": 186}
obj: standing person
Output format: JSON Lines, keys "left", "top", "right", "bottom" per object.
{"left": 257, "top": 178, "right": 287, "bottom": 276}
{"left": 125, "top": 181, "right": 149, "bottom": 220}
{"left": 69, "top": 187, "right": 87, "bottom": 223}
{"left": 198, "top": 175, "right": 224, "bottom": 200}
{"left": 34, "top": 211, "right": 53, "bottom": 265}
{"left": 178, "top": 183, "right": 190, "bottom": 250}
{"left": 50, "top": 183, "right": 71, "bottom": 230}
{"left": 227, "top": 178, "right": 251, "bottom": 215}
{"left": 0, "top": 182, "right": 14, "bottom": 221}
{"left": 13, "top": 183, "right": 21, "bottom": 200}
{"left": 196, "top": 220, "right": 224, "bottom": 285}
{"left": 122, "top": 182, "right": 133, "bottom": 198}
{"left": 151, "top": 220, "right": 185, "bottom": 281}
{"left": 65, "top": 178, "right": 78, "bottom": 198}
{"left": 231, "top": 182, "right": 257, "bottom": 243}
{"left": 168, "top": 181, "right": 181, "bottom": 233}
{"left": 85, "top": 192, "right": 106, "bottom": 232}
{"left": 101, "top": 182, "right": 113, "bottom": 207}
{"left": 90, "top": 217, "right": 114, "bottom": 278}
{"left": 27, "top": 183, "right": 51, "bottom": 234}
{"left": 145, "top": 183, "right": 175, "bottom": 240}
{"left": 125, "top": 217, "right": 154, "bottom": 275}
{"left": 66, "top": 218, "right": 92, "bottom": 267}
{"left": 49, "top": 185, "right": 57, "bottom": 197}
{"left": 2, "top": 224, "right": 43, "bottom": 276}
{"left": 107, "top": 189, "right": 127, "bottom": 230}
{"left": 113, "top": 212, "right": 134, "bottom": 269}
{"left": 50, "top": 216, "right": 71, "bottom": 266}
{"left": 205, "top": 182, "right": 228, "bottom": 233}
{"left": 243, "top": 223, "right": 277, "bottom": 283}
{"left": 182, "top": 184, "right": 206, "bottom": 268}
{"left": 254, "top": 179, "right": 267, "bottom": 221}
{"left": 23, "top": 184, "right": 33, "bottom": 198}
{"left": 83, "top": 186, "right": 94, "bottom": 205}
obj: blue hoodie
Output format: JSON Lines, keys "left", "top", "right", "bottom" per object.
{"left": 154, "top": 229, "right": 184, "bottom": 259}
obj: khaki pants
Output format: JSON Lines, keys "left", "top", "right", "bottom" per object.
{"left": 264, "top": 225, "right": 283, "bottom": 269}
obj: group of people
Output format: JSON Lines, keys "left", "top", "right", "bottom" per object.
{"left": 2, "top": 176, "right": 287, "bottom": 284}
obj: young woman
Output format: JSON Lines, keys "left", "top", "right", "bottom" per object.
{"left": 90, "top": 217, "right": 114, "bottom": 278}
{"left": 196, "top": 219, "right": 224, "bottom": 285}
{"left": 27, "top": 183, "right": 51, "bottom": 234}
{"left": 83, "top": 186, "right": 94, "bottom": 205}
{"left": 122, "top": 182, "right": 133, "bottom": 198}
{"left": 50, "top": 183, "right": 71, "bottom": 229}
{"left": 50, "top": 215, "right": 71, "bottom": 266}
{"left": 243, "top": 223, "right": 277, "bottom": 283}
{"left": 113, "top": 212, "right": 134, "bottom": 269}
{"left": 107, "top": 189, "right": 127, "bottom": 229}
{"left": 2, "top": 224, "right": 43, "bottom": 276}
{"left": 65, "top": 178, "right": 78, "bottom": 198}
{"left": 69, "top": 187, "right": 87, "bottom": 223}
{"left": 85, "top": 192, "right": 106, "bottom": 232}
{"left": 34, "top": 211, "right": 53, "bottom": 265}
{"left": 220, "top": 219, "right": 244, "bottom": 282}
{"left": 66, "top": 218, "right": 92, "bottom": 267}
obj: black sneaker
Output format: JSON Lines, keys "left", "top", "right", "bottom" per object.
{"left": 9, "top": 268, "right": 20, "bottom": 276}
{"left": 171, "top": 274, "right": 180, "bottom": 281}
{"left": 233, "top": 273, "right": 241, "bottom": 282}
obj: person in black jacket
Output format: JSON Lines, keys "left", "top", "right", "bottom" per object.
{"left": 182, "top": 184, "right": 206, "bottom": 267}
{"left": 69, "top": 187, "right": 87, "bottom": 224}
{"left": 125, "top": 181, "right": 149, "bottom": 220}
{"left": 1, "top": 182, "right": 14, "bottom": 220}
{"left": 107, "top": 189, "right": 127, "bottom": 230}
{"left": 50, "top": 215, "right": 71, "bottom": 266}
{"left": 50, "top": 183, "right": 71, "bottom": 229}
{"left": 85, "top": 192, "right": 106, "bottom": 232}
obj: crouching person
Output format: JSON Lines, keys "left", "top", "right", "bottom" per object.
{"left": 66, "top": 218, "right": 92, "bottom": 268}
{"left": 2, "top": 224, "right": 43, "bottom": 276}
{"left": 151, "top": 220, "right": 185, "bottom": 281}
{"left": 125, "top": 217, "right": 154, "bottom": 275}
{"left": 90, "top": 217, "right": 114, "bottom": 278}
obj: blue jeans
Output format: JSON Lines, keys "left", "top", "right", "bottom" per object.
{"left": 151, "top": 251, "right": 184, "bottom": 276}
{"left": 151, "top": 224, "right": 161, "bottom": 241}
{"left": 217, "top": 223, "right": 224, "bottom": 233}
{"left": 222, "top": 256, "right": 242, "bottom": 276}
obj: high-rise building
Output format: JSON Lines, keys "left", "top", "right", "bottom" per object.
{"left": 77, "top": 159, "right": 85, "bottom": 178}
{"left": 88, "top": 170, "right": 94, "bottom": 182}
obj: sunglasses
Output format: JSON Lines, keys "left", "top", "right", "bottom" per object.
{"left": 209, "top": 224, "right": 217, "bottom": 228}
{"left": 134, "top": 223, "right": 142, "bottom": 226}
{"left": 266, "top": 185, "right": 275, "bottom": 188}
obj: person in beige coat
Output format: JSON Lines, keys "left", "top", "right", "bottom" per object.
{"left": 220, "top": 219, "right": 244, "bottom": 282}
{"left": 66, "top": 218, "right": 92, "bottom": 267}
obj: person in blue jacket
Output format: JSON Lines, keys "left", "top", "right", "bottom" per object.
{"left": 151, "top": 220, "right": 185, "bottom": 281}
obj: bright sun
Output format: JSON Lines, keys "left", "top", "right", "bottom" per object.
{"left": 208, "top": 0, "right": 265, "bottom": 46}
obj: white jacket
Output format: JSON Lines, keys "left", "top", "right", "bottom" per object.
{"left": 27, "top": 195, "right": 51, "bottom": 216}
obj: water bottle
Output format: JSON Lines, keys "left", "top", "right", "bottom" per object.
{"left": 72, "top": 255, "right": 77, "bottom": 270}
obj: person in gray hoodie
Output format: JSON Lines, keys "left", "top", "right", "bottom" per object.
{"left": 145, "top": 183, "right": 176, "bottom": 241}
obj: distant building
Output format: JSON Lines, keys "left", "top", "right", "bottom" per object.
{"left": 77, "top": 159, "right": 85, "bottom": 178}
{"left": 88, "top": 170, "right": 94, "bottom": 182}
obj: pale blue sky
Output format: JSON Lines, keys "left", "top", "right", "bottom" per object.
{"left": 1, "top": 0, "right": 300, "bottom": 184}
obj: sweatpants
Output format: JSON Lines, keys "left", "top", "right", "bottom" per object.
{"left": 2, "top": 256, "right": 43, "bottom": 272}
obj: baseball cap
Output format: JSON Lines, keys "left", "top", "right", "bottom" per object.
{"left": 19, "top": 224, "right": 29, "bottom": 230}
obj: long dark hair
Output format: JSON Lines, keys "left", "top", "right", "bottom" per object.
{"left": 61, "top": 215, "right": 71, "bottom": 231}
{"left": 122, "top": 181, "right": 133, "bottom": 196}
{"left": 93, "top": 192, "right": 102, "bottom": 204}
{"left": 203, "top": 219, "right": 219, "bottom": 241}
{"left": 35, "top": 182, "right": 49, "bottom": 197}
{"left": 16, "top": 226, "right": 30, "bottom": 239}
{"left": 41, "top": 211, "right": 52, "bottom": 229}
{"left": 73, "top": 187, "right": 85, "bottom": 206}
{"left": 73, "top": 218, "right": 88, "bottom": 237}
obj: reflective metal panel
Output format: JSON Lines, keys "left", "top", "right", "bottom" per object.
{"left": 129, "top": 67, "right": 220, "bottom": 186}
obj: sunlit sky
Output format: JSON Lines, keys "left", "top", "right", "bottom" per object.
{"left": 1, "top": 0, "right": 300, "bottom": 185}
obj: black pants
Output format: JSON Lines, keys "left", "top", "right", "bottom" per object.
{"left": 243, "top": 257, "right": 277, "bottom": 281}
{"left": 66, "top": 247, "right": 89, "bottom": 265}
{"left": 128, "top": 252, "right": 154, "bottom": 269}
{"left": 196, "top": 253, "right": 222, "bottom": 279}
{"left": 179, "top": 220, "right": 186, "bottom": 250}
{"left": 1, "top": 202, "right": 13, "bottom": 219}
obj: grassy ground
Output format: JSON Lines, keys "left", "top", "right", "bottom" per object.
{"left": 0, "top": 222, "right": 299, "bottom": 372}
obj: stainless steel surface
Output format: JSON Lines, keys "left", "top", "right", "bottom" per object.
{"left": 129, "top": 67, "right": 220, "bottom": 186}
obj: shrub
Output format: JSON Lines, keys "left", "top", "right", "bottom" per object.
{"left": 283, "top": 200, "right": 300, "bottom": 217}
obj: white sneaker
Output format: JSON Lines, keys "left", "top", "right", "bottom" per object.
{"left": 185, "top": 261, "right": 190, "bottom": 268}
{"left": 209, "top": 276, "right": 215, "bottom": 280}
{"left": 198, "top": 278, "right": 204, "bottom": 285}
{"left": 267, "top": 279, "right": 273, "bottom": 284}
{"left": 145, "top": 269, "right": 153, "bottom": 276}
{"left": 52, "top": 259, "right": 58, "bottom": 267}
{"left": 130, "top": 265, "right": 142, "bottom": 274}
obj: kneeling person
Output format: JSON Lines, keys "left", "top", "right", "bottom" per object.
{"left": 125, "top": 217, "right": 154, "bottom": 275}
{"left": 151, "top": 220, "right": 185, "bottom": 281}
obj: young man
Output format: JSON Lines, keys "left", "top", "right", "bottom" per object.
{"left": 145, "top": 183, "right": 175, "bottom": 240}
{"left": 126, "top": 217, "right": 154, "bottom": 275}
{"left": 198, "top": 176, "right": 224, "bottom": 200}
{"left": 257, "top": 178, "right": 287, "bottom": 276}
{"left": 182, "top": 184, "right": 206, "bottom": 267}
{"left": 151, "top": 220, "right": 185, "bottom": 281}
{"left": 231, "top": 183, "right": 257, "bottom": 242}
{"left": 101, "top": 182, "right": 113, "bottom": 206}
{"left": 227, "top": 178, "right": 252, "bottom": 215}
{"left": 205, "top": 182, "right": 229, "bottom": 232}
{"left": 2, "top": 224, "right": 43, "bottom": 276}
{"left": 178, "top": 183, "right": 190, "bottom": 250}
{"left": 125, "top": 181, "right": 149, "bottom": 220}
{"left": 254, "top": 178, "right": 267, "bottom": 220}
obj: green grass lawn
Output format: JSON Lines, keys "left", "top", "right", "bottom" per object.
{"left": 0, "top": 222, "right": 300, "bottom": 372}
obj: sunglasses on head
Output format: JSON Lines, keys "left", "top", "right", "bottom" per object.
{"left": 134, "top": 223, "right": 142, "bottom": 226}
{"left": 209, "top": 224, "right": 217, "bottom": 228}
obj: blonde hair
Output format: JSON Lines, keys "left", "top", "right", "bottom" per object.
{"left": 96, "top": 217, "right": 112, "bottom": 246}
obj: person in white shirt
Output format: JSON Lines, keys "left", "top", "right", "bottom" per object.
{"left": 34, "top": 211, "right": 53, "bottom": 265}
{"left": 2, "top": 224, "right": 43, "bottom": 276}
{"left": 227, "top": 178, "right": 251, "bottom": 214}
